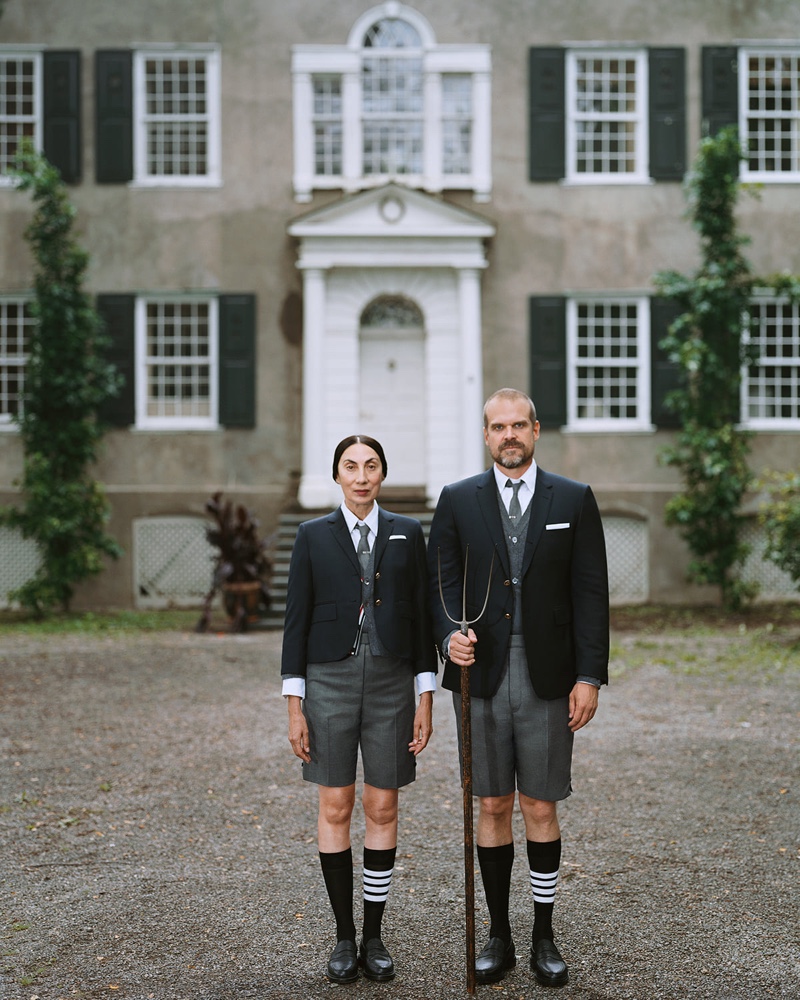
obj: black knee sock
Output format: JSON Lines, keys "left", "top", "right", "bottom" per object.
{"left": 362, "top": 846, "right": 396, "bottom": 943}
{"left": 527, "top": 838, "right": 561, "bottom": 944}
{"left": 477, "top": 842, "right": 514, "bottom": 943}
{"left": 320, "top": 848, "right": 356, "bottom": 943}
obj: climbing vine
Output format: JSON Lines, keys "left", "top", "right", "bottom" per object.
{"left": 0, "top": 146, "right": 121, "bottom": 615}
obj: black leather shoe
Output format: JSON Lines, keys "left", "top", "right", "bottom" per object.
{"left": 327, "top": 940, "right": 358, "bottom": 983}
{"left": 475, "top": 937, "right": 516, "bottom": 984}
{"left": 531, "top": 938, "right": 568, "bottom": 987}
{"left": 359, "top": 937, "right": 395, "bottom": 982}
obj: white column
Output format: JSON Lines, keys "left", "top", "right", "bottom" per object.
{"left": 458, "top": 268, "right": 485, "bottom": 477}
{"left": 298, "top": 268, "right": 331, "bottom": 508}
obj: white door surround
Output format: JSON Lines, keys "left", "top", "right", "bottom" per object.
{"left": 288, "top": 183, "right": 495, "bottom": 509}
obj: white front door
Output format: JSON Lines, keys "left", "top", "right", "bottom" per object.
{"left": 359, "top": 327, "right": 425, "bottom": 486}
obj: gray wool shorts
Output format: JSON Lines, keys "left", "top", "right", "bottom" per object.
{"left": 453, "top": 635, "right": 574, "bottom": 801}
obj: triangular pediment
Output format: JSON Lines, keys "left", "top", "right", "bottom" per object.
{"left": 288, "top": 183, "right": 495, "bottom": 239}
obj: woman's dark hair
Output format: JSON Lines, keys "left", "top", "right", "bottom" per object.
{"left": 332, "top": 435, "right": 388, "bottom": 480}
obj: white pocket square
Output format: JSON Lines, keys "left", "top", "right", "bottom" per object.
{"left": 389, "top": 534, "right": 407, "bottom": 540}
{"left": 546, "top": 522, "right": 570, "bottom": 530}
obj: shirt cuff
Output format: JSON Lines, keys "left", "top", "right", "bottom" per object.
{"left": 576, "top": 675, "right": 602, "bottom": 688}
{"left": 282, "top": 676, "right": 306, "bottom": 699}
{"left": 415, "top": 672, "right": 437, "bottom": 696}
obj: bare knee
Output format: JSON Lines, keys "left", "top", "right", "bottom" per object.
{"left": 479, "top": 793, "right": 516, "bottom": 823}
{"left": 362, "top": 785, "right": 398, "bottom": 830}
{"left": 319, "top": 786, "right": 356, "bottom": 829}
{"left": 519, "top": 794, "right": 559, "bottom": 840}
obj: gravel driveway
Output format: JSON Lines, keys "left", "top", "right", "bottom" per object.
{"left": 1, "top": 618, "right": 798, "bottom": 999}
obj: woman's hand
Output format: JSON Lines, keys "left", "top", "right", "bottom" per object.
{"left": 408, "top": 691, "right": 433, "bottom": 756}
{"left": 287, "top": 695, "right": 311, "bottom": 762}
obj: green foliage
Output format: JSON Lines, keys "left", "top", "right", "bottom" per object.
{"left": 655, "top": 127, "right": 757, "bottom": 610}
{"left": 757, "top": 470, "right": 800, "bottom": 591}
{"left": 0, "top": 145, "right": 122, "bottom": 616}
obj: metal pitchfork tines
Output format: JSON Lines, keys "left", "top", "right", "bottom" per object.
{"left": 437, "top": 544, "right": 495, "bottom": 994}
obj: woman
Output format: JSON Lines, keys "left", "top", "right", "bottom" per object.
{"left": 281, "top": 434, "right": 437, "bottom": 984}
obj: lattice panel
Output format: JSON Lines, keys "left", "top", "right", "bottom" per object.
{"left": 133, "top": 516, "right": 214, "bottom": 608}
{"left": 741, "top": 519, "right": 798, "bottom": 599}
{"left": 603, "top": 515, "right": 648, "bottom": 604}
{"left": 0, "top": 525, "right": 41, "bottom": 607}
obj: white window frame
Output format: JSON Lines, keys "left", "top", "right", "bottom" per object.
{"left": 292, "top": 2, "right": 491, "bottom": 201}
{"left": 741, "top": 293, "right": 800, "bottom": 429}
{"left": 132, "top": 46, "right": 221, "bottom": 188}
{"left": 0, "top": 295, "right": 34, "bottom": 429}
{"left": 0, "top": 48, "right": 42, "bottom": 186}
{"left": 565, "top": 47, "right": 649, "bottom": 185}
{"left": 739, "top": 46, "right": 800, "bottom": 183}
{"left": 134, "top": 294, "right": 219, "bottom": 430}
{"left": 566, "top": 295, "right": 652, "bottom": 431}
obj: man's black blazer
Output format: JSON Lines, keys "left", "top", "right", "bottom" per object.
{"left": 428, "top": 467, "right": 609, "bottom": 700}
{"left": 281, "top": 507, "right": 436, "bottom": 678}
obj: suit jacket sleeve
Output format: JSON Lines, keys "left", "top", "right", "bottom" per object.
{"left": 280, "top": 521, "right": 313, "bottom": 678}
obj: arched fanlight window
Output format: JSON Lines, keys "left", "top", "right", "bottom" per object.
{"left": 360, "top": 294, "right": 423, "bottom": 328}
{"left": 361, "top": 19, "right": 423, "bottom": 175}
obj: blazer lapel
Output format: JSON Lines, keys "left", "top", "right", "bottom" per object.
{"left": 328, "top": 509, "right": 361, "bottom": 573}
{"left": 476, "top": 469, "right": 510, "bottom": 575}
{"left": 373, "top": 508, "right": 393, "bottom": 566}
{"left": 523, "top": 467, "right": 554, "bottom": 575}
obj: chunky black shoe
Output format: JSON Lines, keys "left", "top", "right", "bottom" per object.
{"left": 327, "top": 939, "right": 358, "bottom": 983}
{"left": 530, "top": 938, "right": 569, "bottom": 987}
{"left": 359, "top": 937, "right": 395, "bottom": 982}
{"left": 475, "top": 937, "right": 516, "bottom": 984}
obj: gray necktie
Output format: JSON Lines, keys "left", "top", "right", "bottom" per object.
{"left": 506, "top": 479, "right": 522, "bottom": 521}
{"left": 357, "top": 523, "right": 371, "bottom": 572}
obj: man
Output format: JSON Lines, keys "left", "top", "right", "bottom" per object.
{"left": 428, "top": 388, "right": 609, "bottom": 988}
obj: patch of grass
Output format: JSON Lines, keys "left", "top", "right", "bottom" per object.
{"left": 0, "top": 608, "right": 201, "bottom": 635}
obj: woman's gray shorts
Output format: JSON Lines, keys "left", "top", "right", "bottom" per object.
{"left": 302, "top": 639, "right": 416, "bottom": 790}
{"left": 453, "top": 636, "right": 573, "bottom": 801}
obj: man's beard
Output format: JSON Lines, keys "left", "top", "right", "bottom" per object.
{"left": 494, "top": 442, "right": 532, "bottom": 469}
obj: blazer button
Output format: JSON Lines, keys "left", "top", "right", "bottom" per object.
{"left": 504, "top": 612, "right": 511, "bottom": 619}
{"left": 375, "top": 599, "right": 382, "bottom": 606}
{"left": 375, "top": 571, "right": 381, "bottom": 580}
{"left": 504, "top": 579, "right": 511, "bottom": 587}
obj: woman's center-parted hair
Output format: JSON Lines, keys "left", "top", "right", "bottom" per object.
{"left": 332, "top": 435, "right": 388, "bottom": 481}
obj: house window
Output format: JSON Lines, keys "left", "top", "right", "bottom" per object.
{"left": 567, "top": 297, "right": 651, "bottom": 428}
{"left": 0, "top": 297, "right": 34, "bottom": 427}
{"left": 567, "top": 50, "right": 648, "bottom": 182}
{"left": 135, "top": 296, "right": 218, "bottom": 429}
{"left": 442, "top": 74, "right": 472, "bottom": 174}
{"left": 292, "top": 2, "right": 491, "bottom": 200}
{"left": 742, "top": 296, "right": 800, "bottom": 427}
{"left": 0, "top": 52, "right": 38, "bottom": 182}
{"left": 741, "top": 48, "right": 800, "bottom": 181}
{"left": 133, "top": 49, "right": 220, "bottom": 185}
{"left": 313, "top": 76, "right": 343, "bottom": 175}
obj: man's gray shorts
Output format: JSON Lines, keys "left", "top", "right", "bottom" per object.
{"left": 453, "top": 636, "right": 573, "bottom": 801}
{"left": 302, "top": 639, "right": 416, "bottom": 790}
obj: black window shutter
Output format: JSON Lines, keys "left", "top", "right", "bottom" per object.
{"left": 529, "top": 48, "right": 565, "bottom": 182}
{"left": 649, "top": 48, "right": 685, "bottom": 181}
{"left": 95, "top": 50, "right": 133, "bottom": 183}
{"left": 650, "top": 296, "right": 683, "bottom": 429}
{"left": 529, "top": 296, "right": 567, "bottom": 428}
{"left": 219, "top": 294, "right": 256, "bottom": 428}
{"left": 97, "top": 294, "right": 135, "bottom": 427}
{"left": 701, "top": 46, "right": 738, "bottom": 138}
{"left": 43, "top": 50, "right": 82, "bottom": 184}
